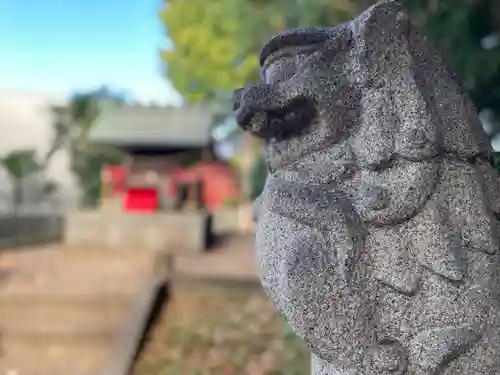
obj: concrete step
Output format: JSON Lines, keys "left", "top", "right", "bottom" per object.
{"left": 0, "top": 293, "right": 132, "bottom": 327}
{"left": 0, "top": 340, "right": 111, "bottom": 375}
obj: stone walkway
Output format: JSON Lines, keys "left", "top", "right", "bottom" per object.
{"left": 0, "top": 246, "right": 157, "bottom": 375}
{"left": 0, "top": 233, "right": 260, "bottom": 374}
{"left": 1, "top": 247, "right": 154, "bottom": 294}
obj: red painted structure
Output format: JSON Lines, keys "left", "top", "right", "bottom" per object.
{"left": 170, "top": 162, "right": 240, "bottom": 210}
{"left": 101, "top": 161, "right": 240, "bottom": 212}
{"left": 124, "top": 187, "right": 159, "bottom": 212}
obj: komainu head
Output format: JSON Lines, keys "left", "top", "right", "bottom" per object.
{"left": 234, "top": 1, "right": 500, "bottom": 374}
{"left": 233, "top": 0, "right": 490, "bottom": 172}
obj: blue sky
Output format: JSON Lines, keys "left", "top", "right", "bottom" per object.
{"left": 0, "top": 0, "right": 182, "bottom": 104}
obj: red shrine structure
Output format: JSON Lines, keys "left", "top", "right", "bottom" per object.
{"left": 89, "top": 103, "right": 241, "bottom": 213}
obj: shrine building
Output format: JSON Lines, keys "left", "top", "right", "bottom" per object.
{"left": 88, "top": 103, "right": 241, "bottom": 213}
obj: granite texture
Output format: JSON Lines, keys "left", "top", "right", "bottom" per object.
{"left": 232, "top": 1, "right": 500, "bottom": 374}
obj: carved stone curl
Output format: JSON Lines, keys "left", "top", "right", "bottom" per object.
{"left": 233, "top": 1, "right": 500, "bottom": 374}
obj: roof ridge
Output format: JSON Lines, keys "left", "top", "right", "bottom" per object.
{"left": 88, "top": 101, "right": 219, "bottom": 147}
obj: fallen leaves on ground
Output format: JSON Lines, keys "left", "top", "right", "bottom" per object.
{"left": 133, "top": 284, "right": 309, "bottom": 375}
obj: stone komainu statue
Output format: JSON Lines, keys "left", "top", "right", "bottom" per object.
{"left": 233, "top": 1, "right": 500, "bottom": 374}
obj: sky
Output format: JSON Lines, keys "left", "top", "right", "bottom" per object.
{"left": 0, "top": 0, "right": 182, "bottom": 104}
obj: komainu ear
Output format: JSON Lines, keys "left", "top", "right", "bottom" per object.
{"left": 354, "top": 0, "right": 407, "bottom": 29}
{"left": 352, "top": 0, "right": 409, "bottom": 55}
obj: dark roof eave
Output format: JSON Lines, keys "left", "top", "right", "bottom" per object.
{"left": 90, "top": 138, "right": 213, "bottom": 149}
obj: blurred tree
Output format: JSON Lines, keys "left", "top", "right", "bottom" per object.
{"left": 160, "top": 0, "right": 257, "bottom": 102}
{"left": 0, "top": 149, "right": 39, "bottom": 212}
{"left": 160, "top": 0, "right": 359, "bottom": 103}
{"left": 52, "top": 87, "right": 123, "bottom": 208}
{"left": 0, "top": 132, "right": 67, "bottom": 212}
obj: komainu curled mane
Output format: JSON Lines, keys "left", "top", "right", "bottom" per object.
{"left": 233, "top": 1, "right": 500, "bottom": 374}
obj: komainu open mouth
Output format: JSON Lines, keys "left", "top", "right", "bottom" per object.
{"left": 234, "top": 94, "right": 316, "bottom": 140}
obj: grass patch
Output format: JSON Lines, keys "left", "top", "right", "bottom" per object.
{"left": 133, "top": 284, "right": 309, "bottom": 375}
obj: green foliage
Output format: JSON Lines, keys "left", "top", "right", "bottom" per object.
{"left": 160, "top": 0, "right": 259, "bottom": 102}
{"left": 160, "top": 0, "right": 359, "bottom": 103}
{"left": 0, "top": 149, "right": 39, "bottom": 209}
{"left": 1, "top": 150, "right": 39, "bottom": 180}
{"left": 71, "top": 144, "right": 121, "bottom": 208}
{"left": 56, "top": 88, "right": 123, "bottom": 208}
